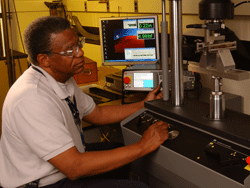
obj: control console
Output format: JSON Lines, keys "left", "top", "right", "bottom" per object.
{"left": 122, "top": 69, "right": 196, "bottom": 91}
{"left": 121, "top": 99, "right": 250, "bottom": 188}
{"left": 134, "top": 111, "right": 180, "bottom": 140}
{"left": 123, "top": 70, "right": 162, "bottom": 91}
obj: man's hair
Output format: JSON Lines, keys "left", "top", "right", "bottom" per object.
{"left": 23, "top": 16, "right": 71, "bottom": 65}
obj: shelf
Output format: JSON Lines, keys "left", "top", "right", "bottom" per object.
{"left": 0, "top": 50, "right": 28, "bottom": 61}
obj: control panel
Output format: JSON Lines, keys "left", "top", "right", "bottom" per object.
{"left": 134, "top": 111, "right": 180, "bottom": 140}
{"left": 122, "top": 69, "right": 196, "bottom": 91}
{"left": 123, "top": 70, "right": 162, "bottom": 91}
{"left": 121, "top": 108, "right": 250, "bottom": 187}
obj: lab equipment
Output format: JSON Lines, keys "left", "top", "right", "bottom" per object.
{"left": 121, "top": 0, "right": 250, "bottom": 187}
{"left": 122, "top": 69, "right": 195, "bottom": 91}
{"left": 187, "top": 0, "right": 249, "bottom": 120}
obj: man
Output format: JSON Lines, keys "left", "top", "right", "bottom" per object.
{"left": 0, "top": 16, "right": 169, "bottom": 187}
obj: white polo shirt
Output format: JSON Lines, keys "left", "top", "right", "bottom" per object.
{"left": 0, "top": 65, "right": 96, "bottom": 187}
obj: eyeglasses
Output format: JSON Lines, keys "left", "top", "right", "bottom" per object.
{"left": 47, "top": 37, "right": 85, "bottom": 57}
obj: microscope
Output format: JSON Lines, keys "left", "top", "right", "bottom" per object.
{"left": 187, "top": 0, "right": 249, "bottom": 120}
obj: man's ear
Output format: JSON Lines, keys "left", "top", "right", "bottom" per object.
{"left": 37, "top": 54, "right": 50, "bottom": 68}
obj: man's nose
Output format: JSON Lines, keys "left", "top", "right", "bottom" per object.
{"left": 75, "top": 46, "right": 84, "bottom": 57}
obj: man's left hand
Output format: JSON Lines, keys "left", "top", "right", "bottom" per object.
{"left": 143, "top": 85, "right": 163, "bottom": 102}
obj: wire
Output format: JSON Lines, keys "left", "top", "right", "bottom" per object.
{"left": 100, "top": 131, "right": 111, "bottom": 142}
{"left": 234, "top": 1, "right": 250, "bottom": 8}
{"left": 100, "top": 127, "right": 111, "bottom": 142}
{"left": 99, "top": 126, "right": 116, "bottom": 142}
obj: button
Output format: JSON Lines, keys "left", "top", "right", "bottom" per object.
{"left": 246, "top": 156, "right": 250, "bottom": 165}
{"left": 123, "top": 77, "right": 131, "bottom": 84}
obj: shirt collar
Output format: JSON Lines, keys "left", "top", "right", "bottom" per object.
{"left": 31, "top": 64, "right": 74, "bottom": 100}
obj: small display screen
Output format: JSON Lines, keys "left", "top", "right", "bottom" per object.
{"left": 138, "top": 33, "right": 155, "bottom": 40}
{"left": 139, "top": 22, "right": 154, "bottom": 29}
{"left": 134, "top": 73, "right": 154, "bottom": 88}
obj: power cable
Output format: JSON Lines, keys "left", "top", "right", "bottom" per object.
{"left": 234, "top": 1, "right": 250, "bottom": 8}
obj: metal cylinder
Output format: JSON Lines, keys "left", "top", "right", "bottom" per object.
{"left": 210, "top": 92, "right": 225, "bottom": 120}
{"left": 162, "top": 0, "right": 169, "bottom": 101}
{"left": 199, "top": 0, "right": 234, "bottom": 20}
{"left": 169, "top": 0, "right": 184, "bottom": 106}
{"left": 209, "top": 76, "right": 225, "bottom": 120}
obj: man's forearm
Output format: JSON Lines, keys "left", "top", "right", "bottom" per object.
{"left": 107, "top": 101, "right": 143, "bottom": 121}
{"left": 75, "top": 142, "right": 146, "bottom": 178}
{"left": 97, "top": 100, "right": 144, "bottom": 125}
{"left": 49, "top": 142, "right": 146, "bottom": 180}
{"left": 83, "top": 100, "right": 144, "bottom": 125}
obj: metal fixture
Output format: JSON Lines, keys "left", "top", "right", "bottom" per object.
{"left": 209, "top": 76, "right": 225, "bottom": 120}
{"left": 44, "top": 1, "right": 65, "bottom": 17}
{"left": 187, "top": 0, "right": 250, "bottom": 120}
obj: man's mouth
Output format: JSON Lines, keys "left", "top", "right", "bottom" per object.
{"left": 75, "top": 60, "right": 85, "bottom": 68}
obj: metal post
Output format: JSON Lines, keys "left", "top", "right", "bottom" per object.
{"left": 1, "top": 0, "right": 15, "bottom": 87}
{"left": 161, "top": 0, "right": 169, "bottom": 101}
{"left": 169, "top": 0, "right": 184, "bottom": 106}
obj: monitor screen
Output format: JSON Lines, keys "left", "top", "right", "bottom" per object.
{"left": 99, "top": 15, "right": 160, "bottom": 66}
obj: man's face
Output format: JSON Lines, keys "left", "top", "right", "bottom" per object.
{"left": 47, "top": 28, "right": 85, "bottom": 82}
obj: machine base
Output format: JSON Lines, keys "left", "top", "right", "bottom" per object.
{"left": 121, "top": 99, "right": 250, "bottom": 188}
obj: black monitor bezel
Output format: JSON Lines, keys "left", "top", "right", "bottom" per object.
{"left": 99, "top": 15, "right": 160, "bottom": 66}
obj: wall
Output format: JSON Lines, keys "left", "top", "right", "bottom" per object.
{"left": 0, "top": 0, "right": 50, "bottom": 136}
{"left": 1, "top": 0, "right": 250, "bottom": 135}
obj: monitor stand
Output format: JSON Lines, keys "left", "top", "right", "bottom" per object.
{"left": 112, "top": 70, "right": 123, "bottom": 78}
{"left": 112, "top": 63, "right": 159, "bottom": 78}
{"left": 126, "top": 64, "right": 158, "bottom": 70}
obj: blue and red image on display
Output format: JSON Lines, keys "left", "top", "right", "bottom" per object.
{"left": 114, "top": 29, "right": 145, "bottom": 53}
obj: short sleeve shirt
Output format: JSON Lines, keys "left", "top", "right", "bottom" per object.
{"left": 0, "top": 66, "right": 96, "bottom": 187}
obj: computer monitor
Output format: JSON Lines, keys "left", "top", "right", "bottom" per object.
{"left": 99, "top": 15, "right": 160, "bottom": 67}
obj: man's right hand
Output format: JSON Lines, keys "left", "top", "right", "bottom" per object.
{"left": 48, "top": 121, "right": 169, "bottom": 180}
{"left": 138, "top": 121, "right": 169, "bottom": 155}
